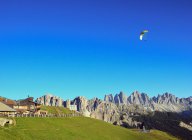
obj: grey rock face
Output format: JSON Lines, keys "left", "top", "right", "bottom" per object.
{"left": 119, "top": 91, "right": 128, "bottom": 104}
{"left": 152, "top": 96, "right": 157, "bottom": 103}
{"left": 87, "top": 98, "right": 102, "bottom": 112}
{"left": 90, "top": 102, "right": 120, "bottom": 123}
{"left": 128, "top": 91, "right": 138, "bottom": 104}
{"left": 141, "top": 93, "right": 151, "bottom": 106}
{"left": 128, "top": 91, "right": 150, "bottom": 106}
{"left": 187, "top": 97, "right": 192, "bottom": 102}
{"left": 114, "top": 92, "right": 128, "bottom": 105}
{"left": 36, "top": 94, "right": 63, "bottom": 107}
{"left": 104, "top": 94, "right": 114, "bottom": 103}
{"left": 156, "top": 93, "right": 177, "bottom": 105}
{"left": 184, "top": 97, "right": 192, "bottom": 104}
{"left": 93, "top": 98, "right": 100, "bottom": 110}
{"left": 72, "top": 96, "right": 87, "bottom": 112}
{"left": 114, "top": 94, "right": 121, "bottom": 104}
{"left": 72, "top": 96, "right": 90, "bottom": 117}
{"left": 179, "top": 121, "right": 192, "bottom": 131}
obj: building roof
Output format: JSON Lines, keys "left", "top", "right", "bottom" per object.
{"left": 0, "top": 101, "right": 16, "bottom": 112}
{"left": 0, "top": 97, "right": 16, "bottom": 106}
{"left": 16, "top": 97, "right": 41, "bottom": 106}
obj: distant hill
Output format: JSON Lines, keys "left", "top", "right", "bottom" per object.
{"left": 0, "top": 117, "right": 178, "bottom": 140}
{"left": 40, "top": 105, "right": 75, "bottom": 115}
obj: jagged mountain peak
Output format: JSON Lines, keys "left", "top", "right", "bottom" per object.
{"left": 36, "top": 94, "right": 63, "bottom": 106}
{"left": 162, "top": 92, "right": 175, "bottom": 97}
{"left": 74, "top": 96, "right": 87, "bottom": 99}
{"left": 132, "top": 90, "right": 140, "bottom": 96}
{"left": 119, "top": 91, "right": 126, "bottom": 96}
{"left": 104, "top": 94, "right": 114, "bottom": 102}
{"left": 102, "top": 91, "right": 191, "bottom": 111}
{"left": 114, "top": 91, "right": 128, "bottom": 105}
{"left": 156, "top": 92, "right": 179, "bottom": 104}
{"left": 128, "top": 91, "right": 151, "bottom": 106}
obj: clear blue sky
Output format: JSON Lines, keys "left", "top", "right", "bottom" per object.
{"left": 0, "top": 0, "right": 191, "bottom": 100}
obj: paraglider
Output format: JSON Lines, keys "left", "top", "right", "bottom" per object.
{"left": 140, "top": 30, "right": 149, "bottom": 41}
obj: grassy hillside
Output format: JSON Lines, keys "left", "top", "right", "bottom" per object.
{"left": 0, "top": 117, "right": 178, "bottom": 140}
{"left": 40, "top": 105, "right": 75, "bottom": 115}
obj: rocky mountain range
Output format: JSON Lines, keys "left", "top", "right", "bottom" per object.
{"left": 36, "top": 91, "right": 192, "bottom": 114}
{"left": 36, "top": 94, "right": 63, "bottom": 107}
{"left": 36, "top": 91, "right": 192, "bottom": 121}
{"left": 105, "top": 91, "right": 192, "bottom": 112}
{"left": 72, "top": 91, "right": 192, "bottom": 116}
{"left": 35, "top": 91, "right": 192, "bottom": 140}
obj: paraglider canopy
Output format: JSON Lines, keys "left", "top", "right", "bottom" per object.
{"left": 140, "top": 30, "right": 149, "bottom": 41}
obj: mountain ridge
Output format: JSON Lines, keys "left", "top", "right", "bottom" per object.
{"left": 35, "top": 91, "right": 192, "bottom": 113}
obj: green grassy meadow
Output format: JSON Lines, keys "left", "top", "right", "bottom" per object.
{"left": 40, "top": 105, "right": 74, "bottom": 115}
{"left": 0, "top": 117, "right": 178, "bottom": 140}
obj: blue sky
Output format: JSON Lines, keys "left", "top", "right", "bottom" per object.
{"left": 0, "top": 0, "right": 191, "bottom": 100}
